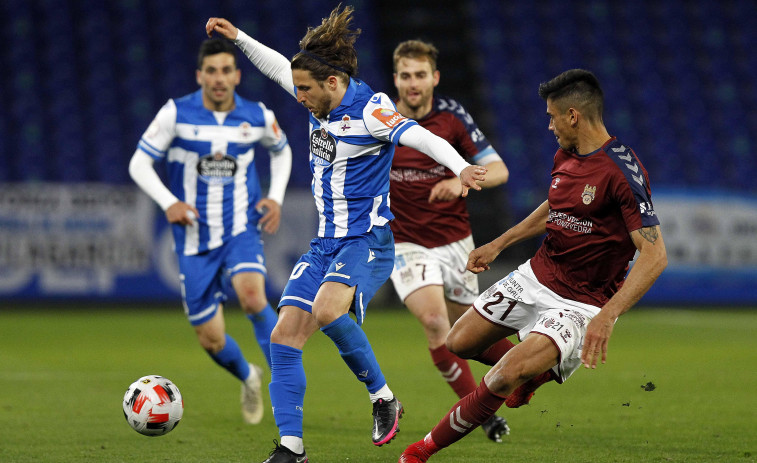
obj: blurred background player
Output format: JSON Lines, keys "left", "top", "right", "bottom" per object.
{"left": 207, "top": 5, "right": 486, "bottom": 462}
{"left": 388, "top": 39, "right": 513, "bottom": 442}
{"left": 128, "top": 38, "right": 292, "bottom": 425}
{"left": 399, "top": 69, "right": 667, "bottom": 462}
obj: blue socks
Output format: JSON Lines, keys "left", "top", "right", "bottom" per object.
{"left": 268, "top": 315, "right": 386, "bottom": 440}
{"left": 269, "top": 343, "right": 306, "bottom": 438}
{"left": 247, "top": 304, "right": 277, "bottom": 368}
{"left": 208, "top": 334, "right": 251, "bottom": 381}
{"left": 320, "top": 313, "right": 386, "bottom": 393}
{"left": 207, "top": 303, "right": 276, "bottom": 383}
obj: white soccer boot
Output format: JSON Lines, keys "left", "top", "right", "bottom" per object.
{"left": 241, "top": 363, "right": 264, "bottom": 424}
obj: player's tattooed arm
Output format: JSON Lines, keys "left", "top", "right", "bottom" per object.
{"left": 639, "top": 225, "right": 660, "bottom": 244}
{"left": 584, "top": 224, "right": 667, "bottom": 368}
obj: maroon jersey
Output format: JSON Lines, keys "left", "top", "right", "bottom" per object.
{"left": 390, "top": 96, "right": 498, "bottom": 248}
{"left": 530, "top": 137, "right": 660, "bottom": 307}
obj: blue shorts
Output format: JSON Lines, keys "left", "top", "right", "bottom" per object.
{"left": 178, "top": 229, "right": 267, "bottom": 326}
{"left": 278, "top": 226, "right": 394, "bottom": 325}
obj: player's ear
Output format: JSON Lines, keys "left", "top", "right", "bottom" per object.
{"left": 432, "top": 70, "right": 440, "bottom": 87}
{"left": 568, "top": 107, "right": 579, "bottom": 126}
{"left": 196, "top": 69, "right": 202, "bottom": 86}
{"left": 326, "top": 75, "right": 339, "bottom": 91}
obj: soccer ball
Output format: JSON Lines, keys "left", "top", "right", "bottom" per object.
{"left": 122, "top": 375, "right": 183, "bottom": 436}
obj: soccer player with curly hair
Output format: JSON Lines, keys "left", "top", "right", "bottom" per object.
{"left": 207, "top": 6, "right": 487, "bottom": 462}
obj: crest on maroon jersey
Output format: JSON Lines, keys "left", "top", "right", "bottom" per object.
{"left": 581, "top": 184, "right": 596, "bottom": 205}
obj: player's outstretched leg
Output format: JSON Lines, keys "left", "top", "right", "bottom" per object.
{"left": 505, "top": 370, "right": 554, "bottom": 408}
{"left": 430, "top": 344, "right": 509, "bottom": 442}
{"left": 320, "top": 313, "right": 403, "bottom": 445}
{"left": 400, "top": 379, "right": 506, "bottom": 461}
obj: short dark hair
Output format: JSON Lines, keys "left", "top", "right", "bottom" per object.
{"left": 538, "top": 69, "right": 604, "bottom": 122}
{"left": 393, "top": 40, "right": 439, "bottom": 72}
{"left": 291, "top": 4, "right": 360, "bottom": 84}
{"left": 197, "top": 38, "right": 238, "bottom": 70}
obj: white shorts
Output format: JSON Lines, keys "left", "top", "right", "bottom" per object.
{"left": 472, "top": 260, "right": 602, "bottom": 383}
{"left": 390, "top": 235, "right": 479, "bottom": 305}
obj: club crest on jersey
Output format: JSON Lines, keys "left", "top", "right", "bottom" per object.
{"left": 197, "top": 151, "right": 237, "bottom": 185}
{"left": 310, "top": 128, "right": 337, "bottom": 164}
{"left": 581, "top": 184, "right": 596, "bottom": 205}
{"left": 240, "top": 122, "right": 253, "bottom": 141}
{"left": 339, "top": 115, "right": 351, "bottom": 134}
{"left": 371, "top": 108, "right": 405, "bottom": 128}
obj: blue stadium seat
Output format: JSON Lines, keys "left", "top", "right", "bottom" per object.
{"left": 1, "top": 0, "right": 755, "bottom": 195}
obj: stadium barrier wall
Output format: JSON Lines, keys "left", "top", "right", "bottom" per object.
{"left": 1, "top": 185, "right": 755, "bottom": 305}
{"left": 641, "top": 188, "right": 757, "bottom": 305}
{"left": 0, "top": 184, "right": 315, "bottom": 303}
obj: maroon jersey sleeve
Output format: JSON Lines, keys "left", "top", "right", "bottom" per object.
{"left": 389, "top": 96, "right": 495, "bottom": 248}
{"left": 606, "top": 143, "right": 659, "bottom": 232}
{"left": 529, "top": 138, "right": 658, "bottom": 307}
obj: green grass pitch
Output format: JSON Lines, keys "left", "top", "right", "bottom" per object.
{"left": 1, "top": 305, "right": 755, "bottom": 462}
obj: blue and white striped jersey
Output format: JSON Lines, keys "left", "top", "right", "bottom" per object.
{"left": 306, "top": 78, "right": 417, "bottom": 238}
{"left": 137, "top": 90, "right": 289, "bottom": 255}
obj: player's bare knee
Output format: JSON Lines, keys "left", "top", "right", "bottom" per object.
{"left": 269, "top": 325, "right": 286, "bottom": 344}
{"left": 312, "top": 304, "right": 344, "bottom": 328}
{"left": 198, "top": 333, "right": 225, "bottom": 354}
{"left": 271, "top": 328, "right": 286, "bottom": 344}
{"left": 485, "top": 362, "right": 522, "bottom": 395}
{"left": 238, "top": 290, "right": 267, "bottom": 315}
{"left": 446, "top": 333, "right": 477, "bottom": 359}
{"left": 312, "top": 310, "right": 334, "bottom": 329}
{"left": 487, "top": 357, "right": 535, "bottom": 395}
{"left": 419, "top": 312, "right": 449, "bottom": 338}
{"left": 270, "top": 325, "right": 307, "bottom": 349}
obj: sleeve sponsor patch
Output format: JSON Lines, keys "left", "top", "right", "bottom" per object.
{"left": 272, "top": 118, "right": 282, "bottom": 140}
{"left": 371, "top": 108, "right": 406, "bottom": 129}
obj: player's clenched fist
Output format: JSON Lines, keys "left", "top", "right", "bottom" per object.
{"left": 206, "top": 17, "right": 238, "bottom": 40}
{"left": 466, "top": 241, "right": 500, "bottom": 274}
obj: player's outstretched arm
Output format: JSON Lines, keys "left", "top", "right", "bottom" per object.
{"left": 581, "top": 225, "right": 667, "bottom": 369}
{"left": 466, "top": 200, "right": 550, "bottom": 273}
{"left": 206, "top": 17, "right": 238, "bottom": 40}
{"left": 206, "top": 17, "right": 295, "bottom": 98}
{"left": 458, "top": 165, "right": 487, "bottom": 197}
{"left": 428, "top": 159, "right": 508, "bottom": 202}
{"left": 398, "top": 125, "right": 486, "bottom": 196}
{"left": 466, "top": 240, "right": 501, "bottom": 274}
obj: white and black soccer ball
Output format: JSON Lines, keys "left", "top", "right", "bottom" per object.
{"left": 122, "top": 375, "right": 183, "bottom": 436}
